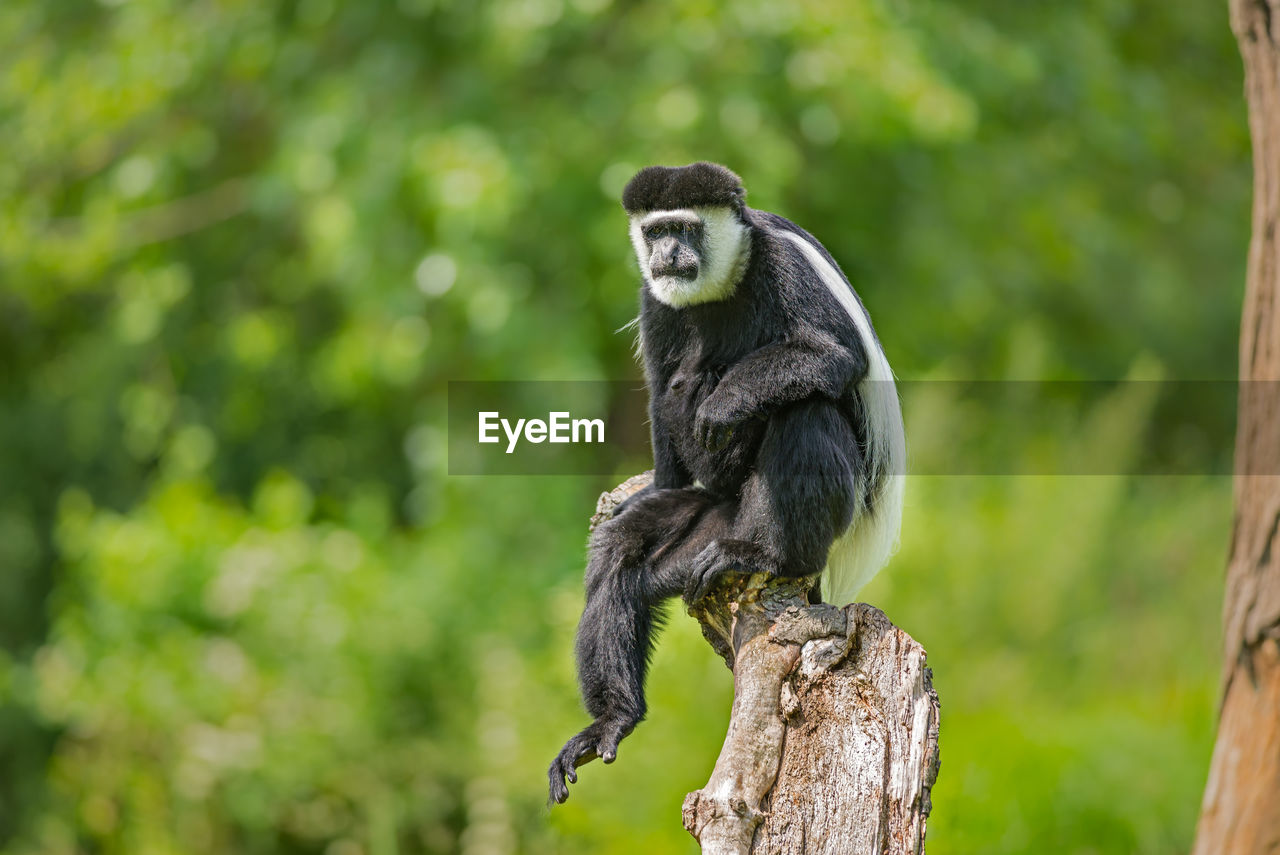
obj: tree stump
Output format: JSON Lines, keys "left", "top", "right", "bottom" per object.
{"left": 592, "top": 474, "right": 940, "bottom": 854}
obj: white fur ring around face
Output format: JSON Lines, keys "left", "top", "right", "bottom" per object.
{"left": 628, "top": 206, "right": 751, "bottom": 308}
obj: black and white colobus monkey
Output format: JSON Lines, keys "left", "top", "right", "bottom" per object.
{"left": 548, "top": 162, "right": 905, "bottom": 804}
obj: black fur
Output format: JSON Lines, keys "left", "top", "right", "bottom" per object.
{"left": 549, "top": 164, "right": 881, "bottom": 804}
{"left": 621, "top": 161, "right": 746, "bottom": 214}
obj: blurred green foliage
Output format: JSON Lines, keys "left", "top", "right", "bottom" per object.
{"left": 0, "top": 0, "right": 1247, "bottom": 853}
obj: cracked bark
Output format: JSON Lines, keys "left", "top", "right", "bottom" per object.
{"left": 1191, "top": 1, "right": 1280, "bottom": 851}
{"left": 593, "top": 474, "right": 940, "bottom": 854}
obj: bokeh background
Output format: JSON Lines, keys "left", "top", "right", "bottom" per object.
{"left": 0, "top": 1, "right": 1252, "bottom": 853}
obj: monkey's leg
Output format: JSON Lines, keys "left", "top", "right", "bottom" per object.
{"left": 686, "top": 399, "right": 862, "bottom": 602}
{"left": 549, "top": 487, "right": 731, "bottom": 804}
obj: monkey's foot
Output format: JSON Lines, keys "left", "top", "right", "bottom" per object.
{"left": 685, "top": 539, "right": 773, "bottom": 603}
{"left": 547, "top": 717, "right": 637, "bottom": 805}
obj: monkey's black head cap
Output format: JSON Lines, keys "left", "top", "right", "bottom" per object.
{"left": 622, "top": 162, "right": 746, "bottom": 214}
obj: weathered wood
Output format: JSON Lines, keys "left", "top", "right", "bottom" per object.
{"left": 592, "top": 473, "right": 940, "bottom": 854}
{"left": 683, "top": 584, "right": 939, "bottom": 855}
{"left": 752, "top": 602, "right": 939, "bottom": 855}
{"left": 1193, "top": 2, "right": 1280, "bottom": 851}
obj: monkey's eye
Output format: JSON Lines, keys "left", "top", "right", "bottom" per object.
{"left": 643, "top": 226, "right": 661, "bottom": 241}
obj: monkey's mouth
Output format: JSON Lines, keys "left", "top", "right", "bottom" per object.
{"left": 652, "top": 263, "right": 699, "bottom": 281}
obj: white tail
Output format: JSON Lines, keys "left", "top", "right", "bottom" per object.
{"left": 778, "top": 232, "right": 905, "bottom": 605}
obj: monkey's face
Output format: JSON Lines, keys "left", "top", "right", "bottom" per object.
{"left": 629, "top": 206, "right": 750, "bottom": 308}
{"left": 643, "top": 216, "right": 703, "bottom": 281}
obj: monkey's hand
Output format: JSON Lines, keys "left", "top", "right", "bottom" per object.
{"left": 695, "top": 388, "right": 751, "bottom": 452}
{"left": 547, "top": 716, "right": 637, "bottom": 805}
{"left": 685, "top": 539, "right": 773, "bottom": 602}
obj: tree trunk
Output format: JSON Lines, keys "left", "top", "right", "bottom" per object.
{"left": 1192, "top": 2, "right": 1280, "bottom": 852}
{"left": 593, "top": 476, "right": 940, "bottom": 854}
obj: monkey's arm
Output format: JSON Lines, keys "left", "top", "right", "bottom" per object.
{"left": 695, "top": 331, "right": 865, "bottom": 451}
{"left": 651, "top": 402, "right": 693, "bottom": 488}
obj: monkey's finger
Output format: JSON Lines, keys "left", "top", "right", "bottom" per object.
{"left": 692, "top": 560, "right": 730, "bottom": 602}
{"left": 547, "top": 766, "right": 569, "bottom": 804}
{"left": 691, "top": 573, "right": 715, "bottom": 602}
{"left": 549, "top": 743, "right": 590, "bottom": 803}
{"left": 571, "top": 747, "right": 600, "bottom": 768}
{"left": 688, "top": 571, "right": 709, "bottom": 602}
{"left": 685, "top": 552, "right": 713, "bottom": 601}
{"left": 598, "top": 731, "right": 623, "bottom": 764}
{"left": 696, "top": 415, "right": 718, "bottom": 449}
{"left": 709, "top": 424, "right": 734, "bottom": 452}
